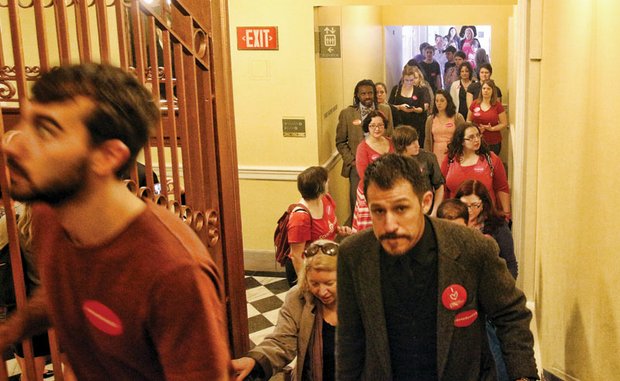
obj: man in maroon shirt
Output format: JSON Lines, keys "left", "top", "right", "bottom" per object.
{"left": 418, "top": 45, "right": 442, "bottom": 93}
{"left": 0, "top": 64, "right": 232, "bottom": 380}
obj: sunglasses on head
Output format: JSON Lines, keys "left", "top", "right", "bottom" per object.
{"left": 304, "top": 242, "right": 339, "bottom": 258}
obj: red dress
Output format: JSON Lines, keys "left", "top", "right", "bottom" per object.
{"left": 353, "top": 139, "right": 394, "bottom": 231}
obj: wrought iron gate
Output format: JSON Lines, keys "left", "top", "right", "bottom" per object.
{"left": 0, "top": 0, "right": 247, "bottom": 378}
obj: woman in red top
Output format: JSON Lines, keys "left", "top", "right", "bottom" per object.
{"left": 441, "top": 122, "right": 511, "bottom": 219}
{"left": 352, "top": 110, "right": 394, "bottom": 231}
{"left": 468, "top": 79, "right": 507, "bottom": 155}
{"left": 286, "top": 166, "right": 352, "bottom": 286}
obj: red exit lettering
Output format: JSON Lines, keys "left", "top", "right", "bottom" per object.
{"left": 237, "top": 26, "right": 279, "bottom": 50}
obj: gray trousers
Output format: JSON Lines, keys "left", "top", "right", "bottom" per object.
{"left": 346, "top": 166, "right": 360, "bottom": 227}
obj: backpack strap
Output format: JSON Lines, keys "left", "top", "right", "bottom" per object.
{"left": 290, "top": 203, "right": 312, "bottom": 224}
{"left": 288, "top": 203, "right": 313, "bottom": 238}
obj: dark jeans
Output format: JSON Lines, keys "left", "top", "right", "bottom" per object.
{"left": 486, "top": 320, "right": 509, "bottom": 381}
{"left": 284, "top": 257, "right": 297, "bottom": 288}
{"left": 346, "top": 166, "right": 360, "bottom": 227}
{"left": 489, "top": 142, "right": 502, "bottom": 155}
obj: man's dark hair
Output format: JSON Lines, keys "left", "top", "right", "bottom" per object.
{"left": 392, "top": 125, "right": 418, "bottom": 154}
{"left": 419, "top": 42, "right": 431, "bottom": 54}
{"left": 31, "top": 63, "right": 160, "bottom": 177}
{"left": 455, "top": 51, "right": 467, "bottom": 60}
{"left": 353, "top": 79, "right": 377, "bottom": 108}
{"left": 297, "top": 166, "right": 328, "bottom": 200}
{"left": 437, "top": 199, "right": 469, "bottom": 222}
{"left": 363, "top": 153, "right": 429, "bottom": 201}
{"left": 444, "top": 45, "right": 457, "bottom": 54}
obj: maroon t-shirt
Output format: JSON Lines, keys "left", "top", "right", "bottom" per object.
{"left": 34, "top": 201, "right": 232, "bottom": 381}
{"left": 469, "top": 100, "right": 505, "bottom": 144}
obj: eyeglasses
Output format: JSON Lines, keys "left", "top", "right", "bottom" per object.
{"left": 464, "top": 134, "right": 481, "bottom": 141}
{"left": 304, "top": 242, "right": 339, "bottom": 258}
{"left": 369, "top": 123, "right": 385, "bottom": 130}
{"left": 465, "top": 202, "right": 482, "bottom": 210}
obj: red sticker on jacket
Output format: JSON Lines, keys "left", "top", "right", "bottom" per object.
{"left": 353, "top": 119, "right": 362, "bottom": 126}
{"left": 412, "top": 95, "right": 418, "bottom": 100}
{"left": 441, "top": 284, "right": 467, "bottom": 310}
{"left": 83, "top": 300, "right": 124, "bottom": 336}
{"left": 454, "top": 309, "right": 478, "bottom": 327}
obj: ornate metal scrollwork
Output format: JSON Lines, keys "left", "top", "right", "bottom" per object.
{"left": 145, "top": 66, "right": 166, "bottom": 82}
{"left": 193, "top": 28, "right": 207, "bottom": 60}
{"left": 126, "top": 181, "right": 219, "bottom": 246}
{"left": 205, "top": 209, "right": 219, "bottom": 247}
{"left": 0, "top": 80, "right": 16, "bottom": 100}
{"left": 0, "top": 65, "right": 42, "bottom": 80}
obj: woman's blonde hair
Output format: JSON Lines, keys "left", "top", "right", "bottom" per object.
{"left": 16, "top": 203, "right": 33, "bottom": 251}
{"left": 298, "top": 239, "right": 338, "bottom": 294}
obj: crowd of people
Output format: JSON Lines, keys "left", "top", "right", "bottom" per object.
{"left": 0, "top": 57, "right": 536, "bottom": 380}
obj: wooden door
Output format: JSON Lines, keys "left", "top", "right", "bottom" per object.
{"left": 0, "top": 0, "right": 247, "bottom": 378}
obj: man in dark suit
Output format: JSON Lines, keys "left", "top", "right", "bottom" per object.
{"left": 335, "top": 79, "right": 393, "bottom": 224}
{"left": 336, "top": 153, "right": 538, "bottom": 381}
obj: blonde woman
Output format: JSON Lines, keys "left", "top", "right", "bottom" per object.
{"left": 232, "top": 240, "right": 340, "bottom": 381}
{"left": 2, "top": 203, "right": 76, "bottom": 381}
{"left": 388, "top": 65, "right": 431, "bottom": 147}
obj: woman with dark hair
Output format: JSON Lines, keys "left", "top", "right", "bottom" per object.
{"left": 441, "top": 123, "right": 511, "bottom": 219}
{"left": 285, "top": 166, "right": 351, "bottom": 286}
{"left": 467, "top": 79, "right": 507, "bottom": 155}
{"left": 454, "top": 179, "right": 517, "bottom": 381}
{"left": 388, "top": 65, "right": 429, "bottom": 143}
{"left": 449, "top": 61, "right": 475, "bottom": 120}
{"left": 454, "top": 180, "right": 517, "bottom": 277}
{"left": 352, "top": 110, "right": 394, "bottom": 231}
{"left": 233, "top": 240, "right": 340, "bottom": 381}
{"left": 424, "top": 89, "right": 465, "bottom": 165}
{"left": 375, "top": 82, "right": 397, "bottom": 125}
{"left": 445, "top": 26, "right": 460, "bottom": 49}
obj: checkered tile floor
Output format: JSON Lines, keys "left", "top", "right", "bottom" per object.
{"left": 245, "top": 273, "right": 290, "bottom": 348}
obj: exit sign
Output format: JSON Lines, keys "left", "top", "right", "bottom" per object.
{"left": 237, "top": 26, "right": 278, "bottom": 50}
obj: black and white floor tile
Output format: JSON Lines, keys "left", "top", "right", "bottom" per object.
{"left": 245, "top": 272, "right": 290, "bottom": 348}
{"left": 4, "top": 272, "right": 290, "bottom": 377}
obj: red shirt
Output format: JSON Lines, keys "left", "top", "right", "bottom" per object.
{"left": 287, "top": 194, "right": 338, "bottom": 244}
{"left": 440, "top": 152, "right": 510, "bottom": 206}
{"left": 34, "top": 202, "right": 232, "bottom": 381}
{"left": 469, "top": 100, "right": 505, "bottom": 144}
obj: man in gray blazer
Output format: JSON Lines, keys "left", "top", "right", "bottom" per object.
{"left": 337, "top": 154, "right": 538, "bottom": 381}
{"left": 335, "top": 79, "right": 393, "bottom": 224}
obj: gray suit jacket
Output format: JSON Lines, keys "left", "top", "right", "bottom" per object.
{"left": 336, "top": 218, "right": 538, "bottom": 381}
{"left": 335, "top": 103, "right": 394, "bottom": 178}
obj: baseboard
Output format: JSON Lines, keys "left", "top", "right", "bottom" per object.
{"left": 244, "top": 249, "right": 284, "bottom": 273}
{"left": 543, "top": 369, "right": 564, "bottom": 381}
{"left": 244, "top": 270, "right": 285, "bottom": 277}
